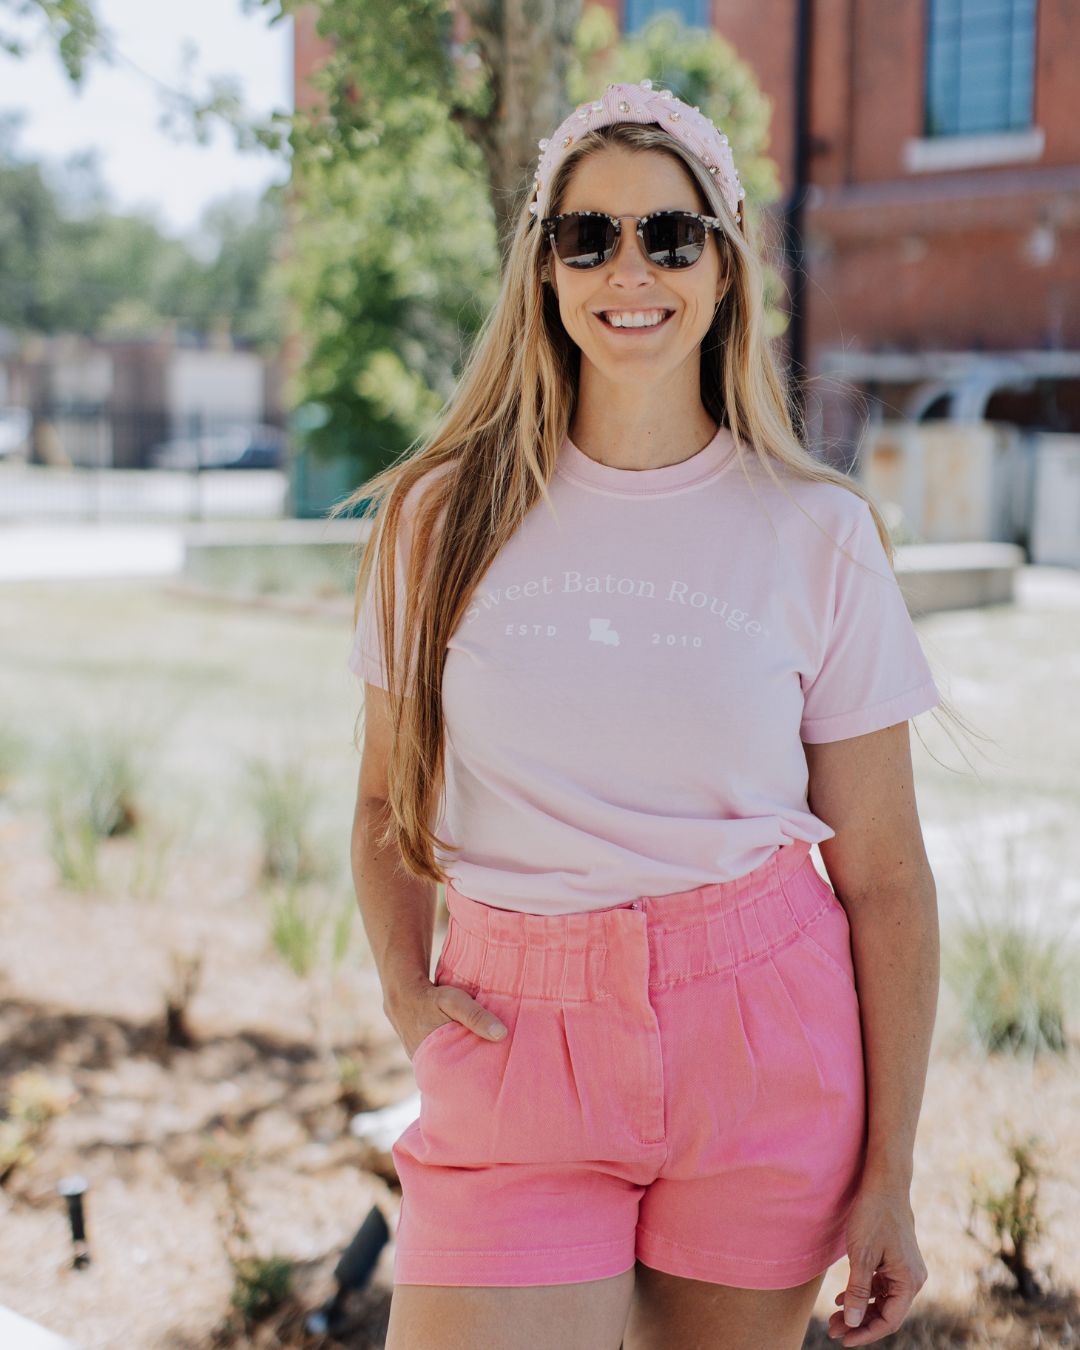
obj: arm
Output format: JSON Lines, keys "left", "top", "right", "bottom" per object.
{"left": 804, "top": 721, "right": 938, "bottom": 1346}
{"left": 352, "top": 683, "right": 507, "bottom": 1058}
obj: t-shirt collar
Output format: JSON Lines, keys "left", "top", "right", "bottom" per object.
{"left": 556, "top": 426, "right": 737, "bottom": 498}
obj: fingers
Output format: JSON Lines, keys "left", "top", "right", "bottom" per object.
{"left": 435, "top": 983, "right": 507, "bottom": 1041}
{"left": 828, "top": 1290, "right": 912, "bottom": 1345}
{"left": 828, "top": 1270, "right": 920, "bottom": 1345}
{"left": 841, "top": 1260, "right": 876, "bottom": 1333}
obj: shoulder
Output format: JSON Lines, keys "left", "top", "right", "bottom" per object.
{"left": 733, "top": 453, "right": 878, "bottom": 548}
{"left": 392, "top": 457, "right": 458, "bottom": 518}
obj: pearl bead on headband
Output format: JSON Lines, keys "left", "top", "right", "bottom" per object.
{"left": 530, "top": 80, "right": 746, "bottom": 224}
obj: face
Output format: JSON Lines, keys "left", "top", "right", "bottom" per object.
{"left": 547, "top": 146, "right": 727, "bottom": 393}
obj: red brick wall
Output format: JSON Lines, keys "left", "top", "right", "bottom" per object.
{"left": 294, "top": 4, "right": 334, "bottom": 115}
{"left": 1036, "top": 0, "right": 1080, "bottom": 165}
{"left": 845, "top": 0, "right": 924, "bottom": 183}
{"left": 807, "top": 215, "right": 1080, "bottom": 354}
{"left": 712, "top": 0, "right": 799, "bottom": 191}
{"left": 796, "top": 0, "right": 1080, "bottom": 363}
{"left": 805, "top": 0, "right": 853, "bottom": 187}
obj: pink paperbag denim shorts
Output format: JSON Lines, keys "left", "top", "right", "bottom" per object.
{"left": 393, "top": 842, "right": 865, "bottom": 1290}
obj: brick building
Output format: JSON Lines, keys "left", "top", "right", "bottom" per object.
{"left": 596, "top": 0, "right": 1080, "bottom": 456}
{"left": 291, "top": 1, "right": 1080, "bottom": 468}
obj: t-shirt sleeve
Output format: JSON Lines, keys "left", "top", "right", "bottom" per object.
{"left": 799, "top": 502, "right": 939, "bottom": 743}
{"left": 347, "top": 517, "right": 405, "bottom": 690}
{"left": 348, "top": 467, "right": 448, "bottom": 689}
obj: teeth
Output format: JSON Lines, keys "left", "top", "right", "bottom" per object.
{"left": 605, "top": 310, "right": 665, "bottom": 328}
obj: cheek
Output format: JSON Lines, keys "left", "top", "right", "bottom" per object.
{"left": 556, "top": 281, "right": 594, "bottom": 335}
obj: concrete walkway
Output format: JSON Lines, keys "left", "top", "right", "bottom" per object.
{"left": 0, "top": 524, "right": 184, "bottom": 580}
{"left": 0, "top": 1304, "right": 79, "bottom": 1350}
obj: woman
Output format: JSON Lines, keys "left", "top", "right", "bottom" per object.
{"left": 349, "top": 81, "right": 939, "bottom": 1350}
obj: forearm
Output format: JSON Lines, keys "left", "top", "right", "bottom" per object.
{"left": 351, "top": 794, "right": 438, "bottom": 1008}
{"left": 839, "top": 866, "right": 939, "bottom": 1190}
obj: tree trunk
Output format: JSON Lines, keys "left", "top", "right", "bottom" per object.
{"left": 455, "top": 0, "right": 584, "bottom": 251}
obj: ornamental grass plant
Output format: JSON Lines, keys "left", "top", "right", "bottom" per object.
{"left": 943, "top": 839, "right": 1077, "bottom": 1058}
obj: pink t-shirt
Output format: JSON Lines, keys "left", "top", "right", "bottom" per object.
{"left": 349, "top": 429, "right": 939, "bottom": 914}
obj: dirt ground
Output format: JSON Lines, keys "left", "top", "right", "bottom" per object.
{"left": 1, "top": 572, "right": 1079, "bottom": 1349}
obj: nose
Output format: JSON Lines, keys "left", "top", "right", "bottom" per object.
{"left": 607, "top": 222, "right": 653, "bottom": 289}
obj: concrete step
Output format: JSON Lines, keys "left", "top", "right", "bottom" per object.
{"left": 894, "top": 541, "right": 1026, "bottom": 614}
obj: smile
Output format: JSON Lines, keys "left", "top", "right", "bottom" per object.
{"left": 596, "top": 309, "right": 673, "bottom": 330}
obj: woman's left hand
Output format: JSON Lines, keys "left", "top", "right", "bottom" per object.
{"left": 827, "top": 1184, "right": 927, "bottom": 1345}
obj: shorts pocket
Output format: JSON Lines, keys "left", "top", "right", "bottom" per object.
{"left": 411, "top": 1018, "right": 461, "bottom": 1067}
{"left": 798, "top": 890, "right": 858, "bottom": 993}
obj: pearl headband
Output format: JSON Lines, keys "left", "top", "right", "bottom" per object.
{"left": 530, "top": 80, "right": 746, "bottom": 224}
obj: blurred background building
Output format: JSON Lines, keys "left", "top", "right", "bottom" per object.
{"left": 2, "top": 0, "right": 1079, "bottom": 563}
{"left": 576, "top": 0, "right": 1080, "bottom": 562}
{"left": 596, "top": 0, "right": 1080, "bottom": 435}
{"left": 0, "top": 330, "right": 283, "bottom": 470}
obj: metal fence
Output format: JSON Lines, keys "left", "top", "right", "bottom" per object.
{"left": 23, "top": 406, "right": 286, "bottom": 472}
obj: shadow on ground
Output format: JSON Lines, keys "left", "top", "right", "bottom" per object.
{"left": 802, "top": 1289, "right": 1079, "bottom": 1348}
{"left": 163, "top": 1283, "right": 393, "bottom": 1350}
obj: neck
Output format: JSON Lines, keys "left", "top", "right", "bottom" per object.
{"left": 568, "top": 353, "right": 718, "bottom": 471}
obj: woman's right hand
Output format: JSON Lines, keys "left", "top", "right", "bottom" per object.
{"left": 386, "top": 974, "right": 508, "bottom": 1060}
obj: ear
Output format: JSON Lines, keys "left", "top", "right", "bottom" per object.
{"left": 714, "top": 261, "right": 730, "bottom": 306}
{"left": 544, "top": 257, "right": 559, "bottom": 299}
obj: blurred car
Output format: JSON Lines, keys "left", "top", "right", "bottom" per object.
{"left": 148, "top": 422, "right": 286, "bottom": 471}
{"left": 0, "top": 406, "right": 32, "bottom": 457}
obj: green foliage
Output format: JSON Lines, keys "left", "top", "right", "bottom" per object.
{"left": 0, "top": 723, "right": 27, "bottom": 794}
{"left": 967, "top": 1138, "right": 1046, "bottom": 1301}
{"left": 264, "top": 886, "right": 356, "bottom": 979}
{"left": 285, "top": 91, "right": 499, "bottom": 479}
{"left": 45, "top": 728, "right": 149, "bottom": 891}
{"left": 230, "top": 1254, "right": 293, "bottom": 1323}
{"left": 47, "top": 807, "right": 100, "bottom": 891}
{"left": 0, "top": 127, "right": 285, "bottom": 345}
{"left": 266, "top": 883, "right": 324, "bottom": 979}
{"left": 245, "top": 755, "right": 357, "bottom": 978}
{"left": 0, "top": 1070, "right": 74, "bottom": 1182}
{"left": 0, "top": 0, "right": 99, "bottom": 84}
{"left": 273, "top": 0, "right": 454, "bottom": 151}
{"left": 569, "top": 8, "right": 782, "bottom": 216}
{"left": 944, "top": 917, "right": 1073, "bottom": 1057}
{"left": 244, "top": 756, "right": 323, "bottom": 884}
{"left": 280, "top": 2, "right": 780, "bottom": 485}
{"left": 331, "top": 894, "right": 355, "bottom": 969}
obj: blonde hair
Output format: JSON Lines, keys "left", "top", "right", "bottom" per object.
{"left": 348, "top": 123, "right": 891, "bottom": 882}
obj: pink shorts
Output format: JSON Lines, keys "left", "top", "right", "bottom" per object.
{"left": 393, "top": 841, "right": 865, "bottom": 1290}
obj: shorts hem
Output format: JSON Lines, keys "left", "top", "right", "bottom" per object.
{"left": 394, "top": 1239, "right": 635, "bottom": 1288}
{"left": 635, "top": 1229, "right": 847, "bottom": 1291}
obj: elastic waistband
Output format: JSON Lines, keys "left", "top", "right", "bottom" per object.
{"left": 442, "top": 842, "right": 834, "bottom": 1001}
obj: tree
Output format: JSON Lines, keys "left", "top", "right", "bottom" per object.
{"left": 453, "top": 0, "right": 584, "bottom": 243}
{"left": 280, "top": 4, "right": 782, "bottom": 485}
{"left": 284, "top": 92, "right": 499, "bottom": 479}
{"left": 0, "top": 0, "right": 99, "bottom": 84}
{"left": 268, "top": 0, "right": 582, "bottom": 247}
{"left": 569, "top": 8, "right": 780, "bottom": 218}
{"left": 1, "top": 0, "right": 287, "bottom": 151}
{"left": 0, "top": 128, "right": 285, "bottom": 345}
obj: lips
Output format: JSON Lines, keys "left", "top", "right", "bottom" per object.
{"left": 596, "top": 308, "right": 673, "bottom": 330}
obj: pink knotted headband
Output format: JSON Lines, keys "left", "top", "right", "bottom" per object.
{"left": 530, "top": 81, "right": 745, "bottom": 223}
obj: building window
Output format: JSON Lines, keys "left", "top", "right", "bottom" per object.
{"left": 925, "top": 0, "right": 1038, "bottom": 137}
{"left": 624, "top": 0, "right": 710, "bottom": 33}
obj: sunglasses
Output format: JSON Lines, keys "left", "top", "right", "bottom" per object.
{"left": 541, "top": 210, "right": 723, "bottom": 270}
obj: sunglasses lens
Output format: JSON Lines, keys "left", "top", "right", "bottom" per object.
{"left": 642, "top": 213, "right": 708, "bottom": 268}
{"left": 551, "top": 215, "right": 616, "bottom": 268}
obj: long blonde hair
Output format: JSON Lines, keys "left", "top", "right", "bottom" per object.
{"left": 348, "top": 123, "right": 890, "bottom": 882}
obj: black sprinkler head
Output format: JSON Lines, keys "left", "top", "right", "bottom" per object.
{"left": 57, "top": 1175, "right": 90, "bottom": 1269}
